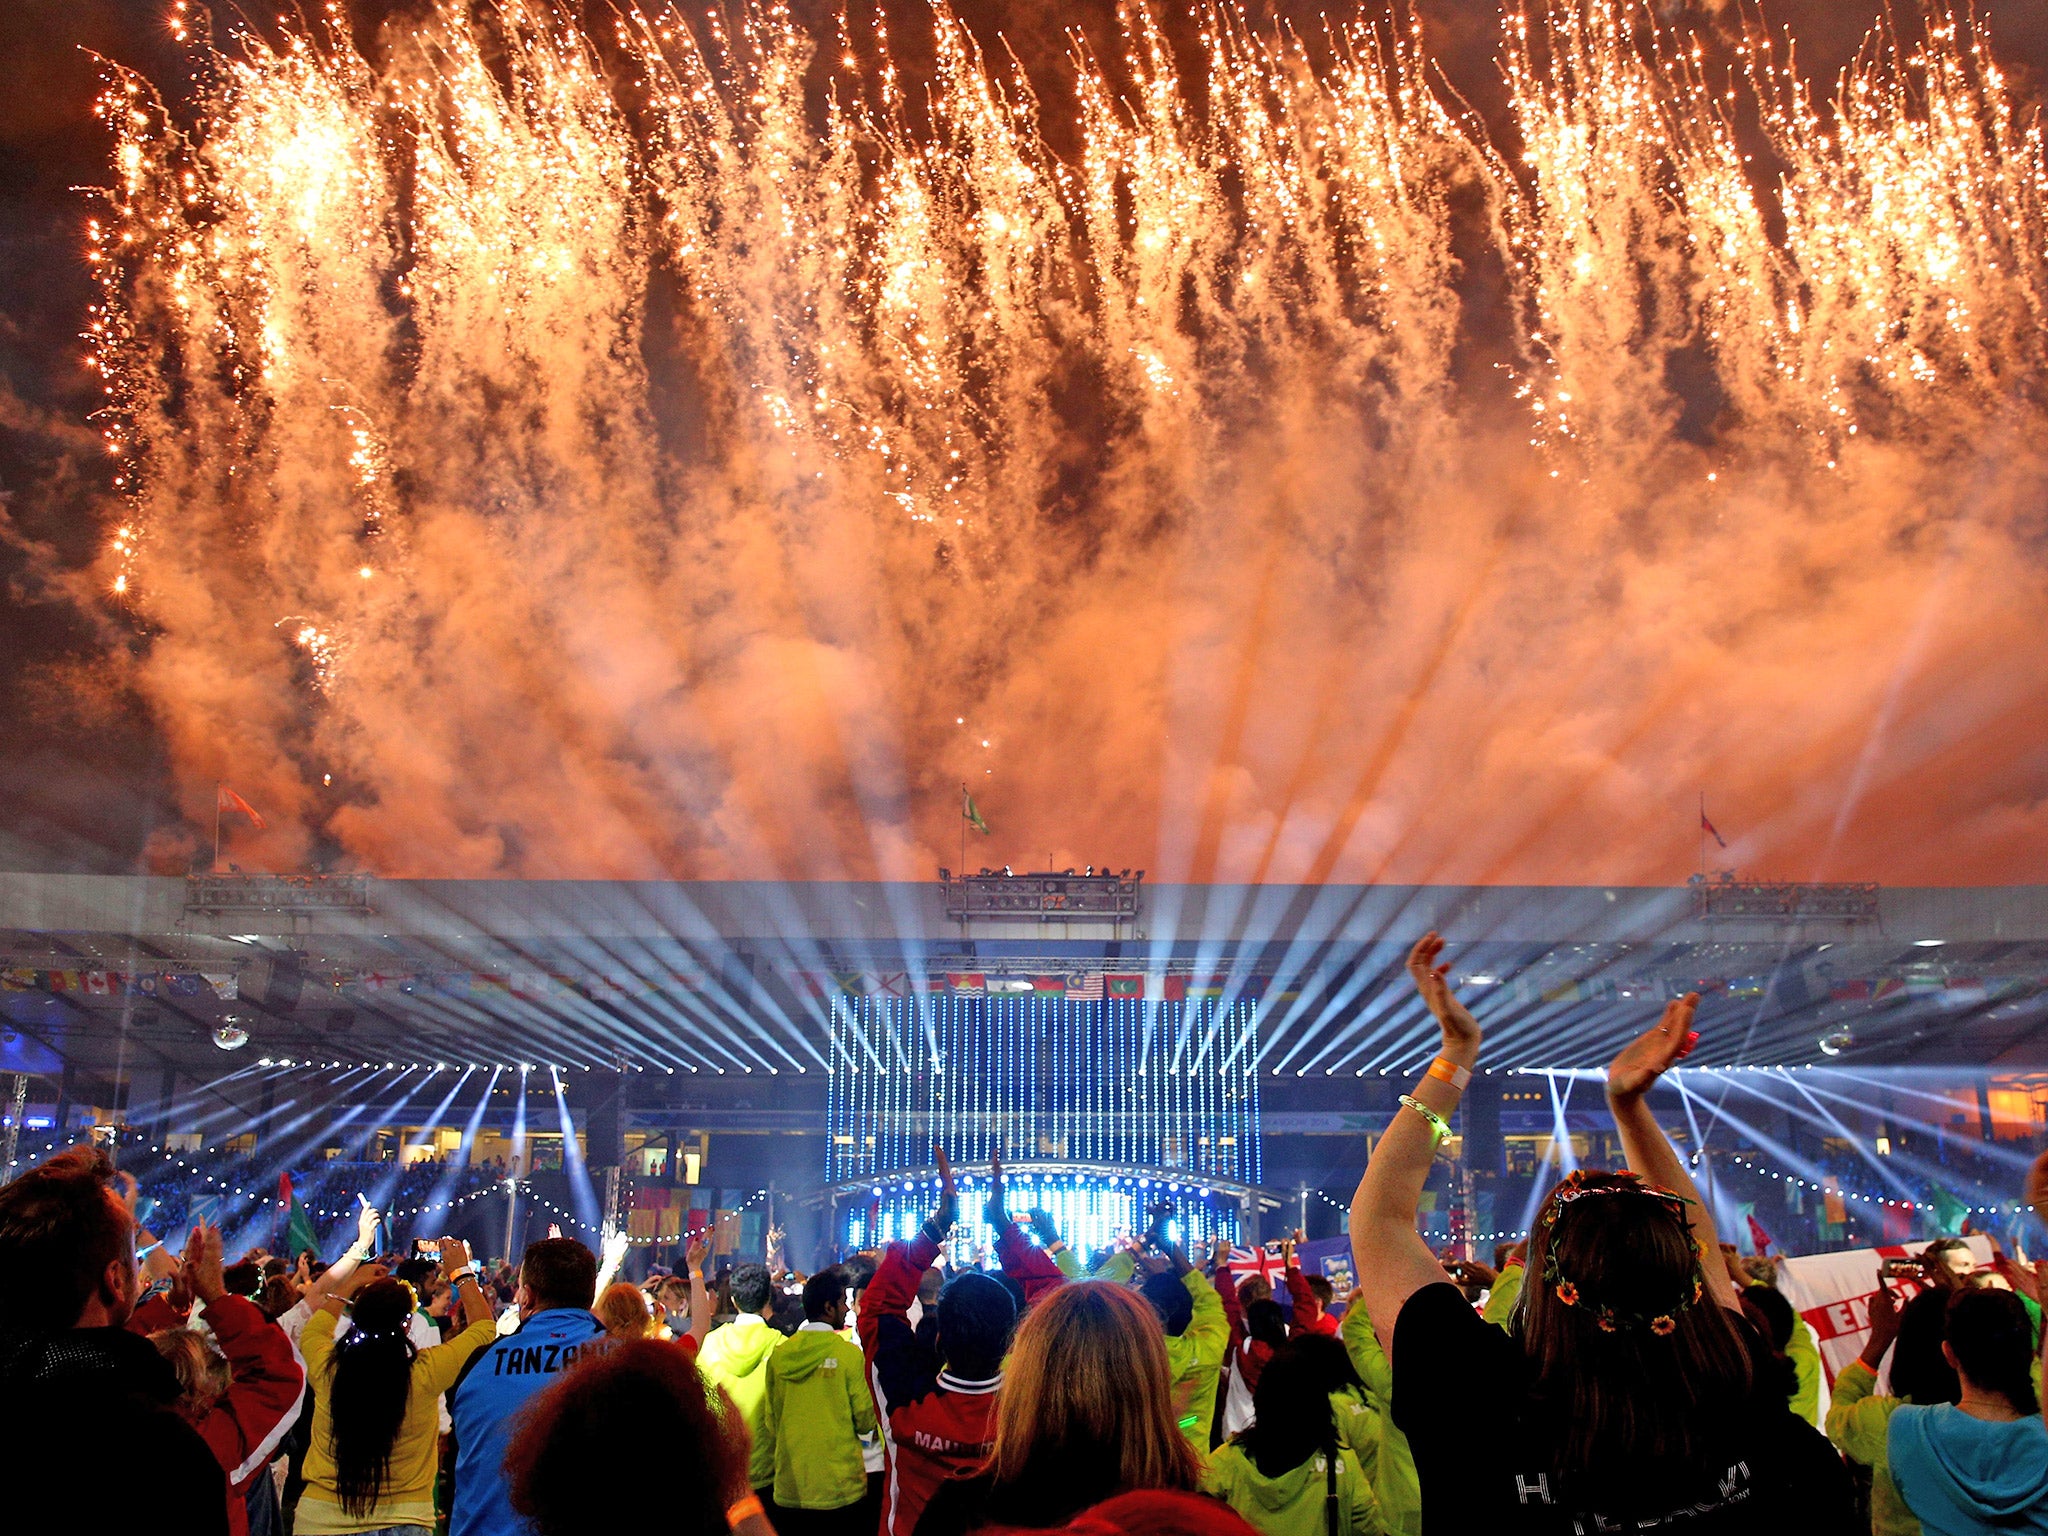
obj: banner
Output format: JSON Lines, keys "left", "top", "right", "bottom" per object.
{"left": 1775, "top": 1236, "right": 1993, "bottom": 1387}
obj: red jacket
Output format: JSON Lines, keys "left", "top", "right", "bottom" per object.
{"left": 860, "top": 1222, "right": 1065, "bottom": 1536}
{"left": 193, "top": 1296, "right": 307, "bottom": 1536}
{"left": 1285, "top": 1265, "right": 1338, "bottom": 1337}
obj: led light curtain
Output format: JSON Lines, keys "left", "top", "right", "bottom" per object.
{"left": 826, "top": 995, "right": 1261, "bottom": 1185}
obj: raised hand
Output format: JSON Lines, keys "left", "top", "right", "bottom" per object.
{"left": 183, "top": 1221, "right": 226, "bottom": 1304}
{"left": 685, "top": 1234, "right": 710, "bottom": 1275}
{"left": 1027, "top": 1209, "right": 1061, "bottom": 1247}
{"left": 931, "top": 1143, "right": 959, "bottom": 1235}
{"left": 1407, "top": 933, "right": 1481, "bottom": 1057}
{"left": 984, "top": 1145, "right": 1007, "bottom": 1227}
{"left": 355, "top": 1198, "right": 382, "bottom": 1254}
{"left": 1863, "top": 1270, "right": 1903, "bottom": 1361}
{"left": 439, "top": 1236, "right": 472, "bottom": 1276}
{"left": 1605, "top": 994, "right": 1701, "bottom": 1105}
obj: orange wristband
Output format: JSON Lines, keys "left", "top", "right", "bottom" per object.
{"left": 1426, "top": 1057, "right": 1473, "bottom": 1091}
{"left": 727, "top": 1494, "right": 766, "bottom": 1527}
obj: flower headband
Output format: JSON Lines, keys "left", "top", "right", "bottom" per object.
{"left": 1538, "top": 1171, "right": 1704, "bottom": 1336}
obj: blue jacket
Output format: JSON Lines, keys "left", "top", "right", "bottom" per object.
{"left": 448, "top": 1307, "right": 609, "bottom": 1536}
{"left": 1889, "top": 1403, "right": 2048, "bottom": 1536}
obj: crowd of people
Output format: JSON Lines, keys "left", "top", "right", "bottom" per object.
{"left": 6, "top": 932, "right": 2048, "bottom": 1534}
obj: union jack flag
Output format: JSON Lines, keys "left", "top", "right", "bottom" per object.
{"left": 1227, "top": 1244, "right": 1286, "bottom": 1284}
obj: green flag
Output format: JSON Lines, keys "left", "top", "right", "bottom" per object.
{"left": 1930, "top": 1184, "right": 1969, "bottom": 1237}
{"left": 279, "top": 1172, "right": 321, "bottom": 1263}
{"left": 962, "top": 786, "right": 990, "bottom": 835}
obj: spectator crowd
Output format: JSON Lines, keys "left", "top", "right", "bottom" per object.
{"left": 6, "top": 933, "right": 2048, "bottom": 1535}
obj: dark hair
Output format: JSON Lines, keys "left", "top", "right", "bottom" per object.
{"left": 0, "top": 1146, "right": 131, "bottom": 1329}
{"left": 328, "top": 1278, "right": 419, "bottom": 1517}
{"left": 1740, "top": 1285, "right": 1794, "bottom": 1351}
{"left": 1243, "top": 1298, "right": 1288, "bottom": 1351}
{"left": 1889, "top": 1288, "right": 1961, "bottom": 1405}
{"left": 260, "top": 1274, "right": 299, "bottom": 1320}
{"left": 508, "top": 1338, "right": 743, "bottom": 1534}
{"left": 803, "top": 1268, "right": 846, "bottom": 1322}
{"left": 1519, "top": 1172, "right": 1754, "bottom": 1505}
{"left": 729, "top": 1263, "right": 771, "bottom": 1315}
{"left": 936, "top": 1271, "right": 1018, "bottom": 1379}
{"left": 1303, "top": 1274, "right": 1334, "bottom": 1307}
{"left": 1923, "top": 1238, "right": 1972, "bottom": 1269}
{"left": 1287, "top": 1331, "right": 1364, "bottom": 1397}
{"left": 221, "top": 1261, "right": 264, "bottom": 1298}
{"left": 1737, "top": 1290, "right": 1799, "bottom": 1401}
{"left": 393, "top": 1257, "right": 438, "bottom": 1293}
{"left": 1945, "top": 1288, "right": 2038, "bottom": 1413}
{"left": 1235, "top": 1342, "right": 1336, "bottom": 1479}
{"left": 1139, "top": 1271, "right": 1194, "bottom": 1337}
{"left": 519, "top": 1238, "right": 597, "bottom": 1312}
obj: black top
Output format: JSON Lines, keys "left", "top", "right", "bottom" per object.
{"left": 0, "top": 1325, "right": 229, "bottom": 1533}
{"left": 1390, "top": 1284, "right": 1856, "bottom": 1534}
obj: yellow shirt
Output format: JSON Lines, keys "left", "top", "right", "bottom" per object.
{"left": 296, "top": 1308, "right": 497, "bottom": 1533}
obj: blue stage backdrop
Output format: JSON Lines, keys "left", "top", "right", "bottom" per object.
{"left": 826, "top": 994, "right": 1262, "bottom": 1257}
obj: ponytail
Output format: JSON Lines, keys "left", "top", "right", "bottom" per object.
{"left": 329, "top": 1279, "right": 419, "bottom": 1516}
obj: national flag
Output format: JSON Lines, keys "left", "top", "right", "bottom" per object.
{"left": 1065, "top": 973, "right": 1105, "bottom": 1000}
{"left": 962, "top": 786, "right": 990, "bottom": 835}
{"left": 1187, "top": 976, "right": 1228, "bottom": 1001}
{"left": 874, "top": 972, "right": 911, "bottom": 999}
{"left": 1930, "top": 1185, "right": 1970, "bottom": 1236}
{"left": 1700, "top": 811, "right": 1726, "bottom": 849}
{"left": 945, "top": 972, "right": 986, "bottom": 995}
{"left": 1829, "top": 979, "right": 1873, "bottom": 1002}
{"left": 1226, "top": 1244, "right": 1286, "bottom": 1285}
{"left": 1822, "top": 1176, "right": 1848, "bottom": 1227}
{"left": 218, "top": 784, "right": 266, "bottom": 830}
{"left": 1105, "top": 974, "right": 1144, "bottom": 998}
{"left": 82, "top": 972, "right": 113, "bottom": 997}
{"left": 986, "top": 977, "right": 1034, "bottom": 994}
{"left": 1746, "top": 1214, "right": 1774, "bottom": 1254}
{"left": 278, "top": 1172, "right": 321, "bottom": 1263}
{"left": 833, "top": 973, "right": 872, "bottom": 997}
{"left": 1030, "top": 976, "right": 1067, "bottom": 997}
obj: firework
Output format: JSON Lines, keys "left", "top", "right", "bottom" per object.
{"left": 86, "top": 1, "right": 2048, "bottom": 883}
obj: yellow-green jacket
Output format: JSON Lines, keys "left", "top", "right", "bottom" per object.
{"left": 762, "top": 1322, "right": 877, "bottom": 1511}
{"left": 697, "top": 1315, "right": 786, "bottom": 1490}
{"left": 1166, "top": 1267, "right": 1229, "bottom": 1453}
{"left": 1340, "top": 1298, "right": 1421, "bottom": 1536}
{"left": 1203, "top": 1441, "right": 1378, "bottom": 1536}
{"left": 1482, "top": 1264, "right": 1524, "bottom": 1330}
{"left": 1825, "top": 1358, "right": 1919, "bottom": 1536}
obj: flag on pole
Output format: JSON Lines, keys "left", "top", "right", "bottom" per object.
{"left": 1746, "top": 1214, "right": 1775, "bottom": 1255}
{"left": 278, "top": 1172, "right": 320, "bottom": 1262}
{"left": 219, "top": 784, "right": 267, "bottom": 830}
{"left": 962, "top": 787, "right": 990, "bottom": 835}
{"left": 1700, "top": 810, "right": 1726, "bottom": 849}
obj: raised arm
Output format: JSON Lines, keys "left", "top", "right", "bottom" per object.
{"left": 988, "top": 1149, "right": 1064, "bottom": 1306}
{"left": 1602, "top": 995, "right": 1736, "bottom": 1310}
{"left": 685, "top": 1235, "right": 715, "bottom": 1346}
{"left": 302, "top": 1200, "right": 382, "bottom": 1310}
{"left": 1349, "top": 933, "right": 1476, "bottom": 1350}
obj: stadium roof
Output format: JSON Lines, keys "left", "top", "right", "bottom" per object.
{"left": 4, "top": 873, "right": 2047, "bottom": 1086}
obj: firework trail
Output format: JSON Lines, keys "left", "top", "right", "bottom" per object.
{"left": 86, "top": 0, "right": 2048, "bottom": 884}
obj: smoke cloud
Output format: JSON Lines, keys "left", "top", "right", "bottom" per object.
{"left": 74, "top": 0, "right": 2048, "bottom": 885}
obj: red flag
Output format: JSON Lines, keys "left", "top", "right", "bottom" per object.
{"left": 218, "top": 784, "right": 266, "bottom": 829}
{"left": 1746, "top": 1214, "right": 1774, "bottom": 1255}
{"left": 1700, "top": 812, "right": 1726, "bottom": 849}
